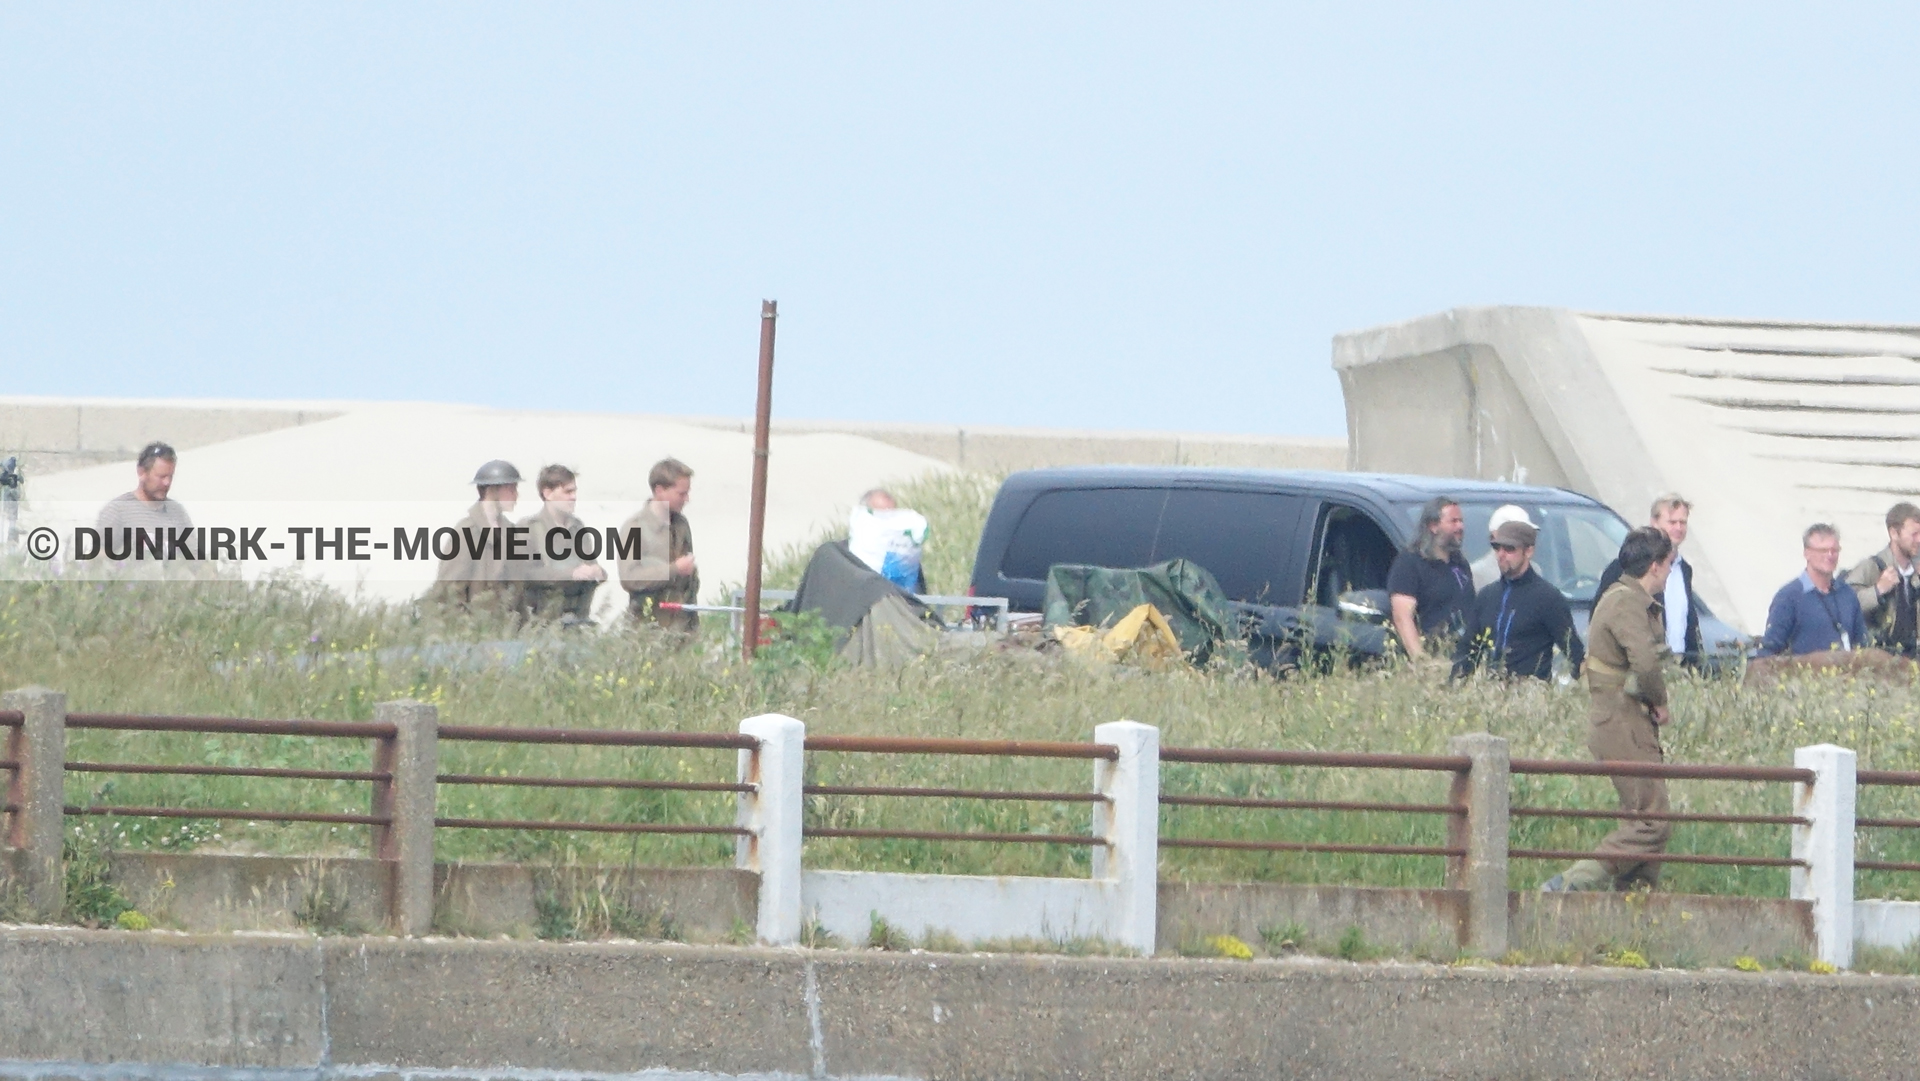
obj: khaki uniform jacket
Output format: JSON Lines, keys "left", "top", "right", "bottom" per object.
{"left": 1846, "top": 545, "right": 1918, "bottom": 633}
{"left": 618, "top": 502, "right": 698, "bottom": 605}
{"left": 1585, "top": 576, "right": 1677, "bottom": 885}
{"left": 1584, "top": 577, "right": 1668, "bottom": 721}
{"left": 519, "top": 505, "right": 590, "bottom": 584}
{"left": 519, "top": 504, "right": 598, "bottom": 620}
{"left": 429, "top": 501, "right": 523, "bottom": 613}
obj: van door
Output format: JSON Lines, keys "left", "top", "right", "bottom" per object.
{"left": 1305, "top": 500, "right": 1400, "bottom": 610}
{"left": 1148, "top": 489, "right": 1307, "bottom": 606}
{"left": 995, "top": 487, "right": 1170, "bottom": 608}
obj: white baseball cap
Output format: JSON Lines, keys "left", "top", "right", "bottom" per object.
{"left": 1488, "top": 504, "right": 1537, "bottom": 533}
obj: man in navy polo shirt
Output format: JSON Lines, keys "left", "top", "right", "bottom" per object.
{"left": 1758, "top": 523, "right": 1868, "bottom": 657}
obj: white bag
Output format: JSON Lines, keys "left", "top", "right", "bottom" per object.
{"left": 848, "top": 507, "right": 928, "bottom": 591}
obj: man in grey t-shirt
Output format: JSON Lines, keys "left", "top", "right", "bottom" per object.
{"left": 94, "top": 441, "right": 195, "bottom": 568}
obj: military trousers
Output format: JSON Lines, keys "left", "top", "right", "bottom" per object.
{"left": 1586, "top": 695, "right": 1672, "bottom": 888}
{"left": 525, "top": 580, "right": 598, "bottom": 622}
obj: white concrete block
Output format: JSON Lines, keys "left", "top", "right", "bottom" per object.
{"left": 1792, "top": 743, "right": 1856, "bottom": 970}
{"left": 737, "top": 714, "right": 805, "bottom": 946}
{"left": 1854, "top": 899, "right": 1920, "bottom": 952}
{"left": 802, "top": 870, "right": 1112, "bottom": 946}
{"left": 1092, "top": 720, "right": 1159, "bottom": 955}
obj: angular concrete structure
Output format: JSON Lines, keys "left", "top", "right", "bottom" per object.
{"left": 1336, "top": 307, "right": 1920, "bottom": 633}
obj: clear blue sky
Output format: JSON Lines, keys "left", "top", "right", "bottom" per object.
{"left": 5, "top": 5, "right": 1918, "bottom": 437}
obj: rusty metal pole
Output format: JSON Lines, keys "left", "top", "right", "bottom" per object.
{"left": 742, "top": 300, "right": 778, "bottom": 662}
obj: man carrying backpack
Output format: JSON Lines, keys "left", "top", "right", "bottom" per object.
{"left": 1846, "top": 502, "right": 1920, "bottom": 657}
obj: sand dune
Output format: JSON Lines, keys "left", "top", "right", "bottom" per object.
{"left": 25, "top": 402, "right": 951, "bottom": 608}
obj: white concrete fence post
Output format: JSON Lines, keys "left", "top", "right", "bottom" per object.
{"left": 737, "top": 714, "right": 805, "bottom": 946}
{"left": 3, "top": 686, "right": 66, "bottom": 919}
{"left": 1792, "top": 743, "right": 1857, "bottom": 970}
{"left": 1092, "top": 720, "right": 1159, "bottom": 955}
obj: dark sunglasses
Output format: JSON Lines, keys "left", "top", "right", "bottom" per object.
{"left": 1490, "top": 541, "right": 1525, "bottom": 553}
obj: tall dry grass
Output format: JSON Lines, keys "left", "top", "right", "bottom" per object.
{"left": 2, "top": 471, "right": 1918, "bottom": 899}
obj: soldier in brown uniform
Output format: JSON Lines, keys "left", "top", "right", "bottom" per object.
{"left": 618, "top": 458, "right": 699, "bottom": 633}
{"left": 519, "top": 464, "right": 606, "bottom": 623}
{"left": 430, "top": 459, "right": 526, "bottom": 617}
{"left": 1543, "top": 526, "right": 1677, "bottom": 892}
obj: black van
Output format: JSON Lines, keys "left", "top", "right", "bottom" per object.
{"left": 970, "top": 467, "right": 1663, "bottom": 661}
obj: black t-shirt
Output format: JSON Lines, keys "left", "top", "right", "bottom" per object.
{"left": 1386, "top": 548, "right": 1474, "bottom": 635}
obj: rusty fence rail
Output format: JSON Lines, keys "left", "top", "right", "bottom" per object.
{"left": 60, "top": 711, "right": 399, "bottom": 829}
{"left": 1159, "top": 744, "right": 1471, "bottom": 862}
{"left": 0, "top": 694, "right": 762, "bottom": 933}
{"left": 1503, "top": 755, "right": 1816, "bottom": 872}
{"left": 800, "top": 733, "right": 1117, "bottom": 849}
{"left": 1856, "top": 768, "right": 1920, "bottom": 874}
{"left": 431, "top": 723, "right": 753, "bottom": 838}
{"left": 0, "top": 688, "right": 1909, "bottom": 966}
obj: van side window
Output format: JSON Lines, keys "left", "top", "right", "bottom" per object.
{"left": 999, "top": 488, "right": 1167, "bottom": 581}
{"left": 1150, "top": 490, "right": 1304, "bottom": 605}
{"left": 1309, "top": 503, "right": 1397, "bottom": 608}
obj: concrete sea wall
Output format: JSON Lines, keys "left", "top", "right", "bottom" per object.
{"left": 21, "top": 850, "right": 1839, "bottom": 967}
{"left": 1, "top": 927, "right": 1917, "bottom": 1080}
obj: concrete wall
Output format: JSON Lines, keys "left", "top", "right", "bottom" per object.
{"left": 1158, "top": 882, "right": 1466, "bottom": 957}
{"left": 1155, "top": 883, "right": 1818, "bottom": 965}
{"left": 1, "top": 928, "right": 1917, "bottom": 1080}
{"left": 1857, "top": 898, "right": 1920, "bottom": 951}
{"left": 31, "top": 851, "right": 1829, "bottom": 969}
{"left": 803, "top": 869, "right": 1115, "bottom": 946}
{"left": 98, "top": 851, "right": 756, "bottom": 940}
{"left": 0, "top": 396, "right": 341, "bottom": 478}
{"left": 1334, "top": 307, "right": 1920, "bottom": 632}
{"left": 675, "top": 415, "right": 1349, "bottom": 473}
{"left": 1514, "top": 891, "right": 1813, "bottom": 966}
{"left": 1338, "top": 342, "right": 1572, "bottom": 486}
{"left": 0, "top": 396, "right": 1347, "bottom": 480}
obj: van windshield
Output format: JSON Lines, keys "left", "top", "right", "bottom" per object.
{"left": 1415, "top": 502, "right": 1629, "bottom": 604}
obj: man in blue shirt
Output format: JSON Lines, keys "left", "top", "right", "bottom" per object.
{"left": 1759, "top": 524, "right": 1868, "bottom": 657}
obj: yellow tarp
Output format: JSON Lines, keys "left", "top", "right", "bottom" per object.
{"left": 1052, "top": 603, "right": 1187, "bottom": 670}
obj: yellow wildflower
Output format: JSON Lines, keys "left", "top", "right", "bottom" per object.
{"left": 1205, "top": 934, "right": 1254, "bottom": 960}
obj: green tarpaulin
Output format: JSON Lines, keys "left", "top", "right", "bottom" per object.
{"left": 1042, "top": 559, "right": 1242, "bottom": 664}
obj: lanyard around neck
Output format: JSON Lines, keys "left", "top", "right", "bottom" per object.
{"left": 1812, "top": 586, "right": 1851, "bottom": 647}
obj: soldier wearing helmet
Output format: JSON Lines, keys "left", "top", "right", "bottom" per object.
{"left": 429, "top": 459, "right": 526, "bottom": 616}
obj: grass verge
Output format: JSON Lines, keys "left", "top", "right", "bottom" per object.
{"left": 1, "top": 470, "right": 1918, "bottom": 901}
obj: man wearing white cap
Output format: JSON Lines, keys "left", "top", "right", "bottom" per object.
{"left": 1453, "top": 514, "right": 1584, "bottom": 681}
{"left": 1470, "top": 504, "right": 1535, "bottom": 590}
